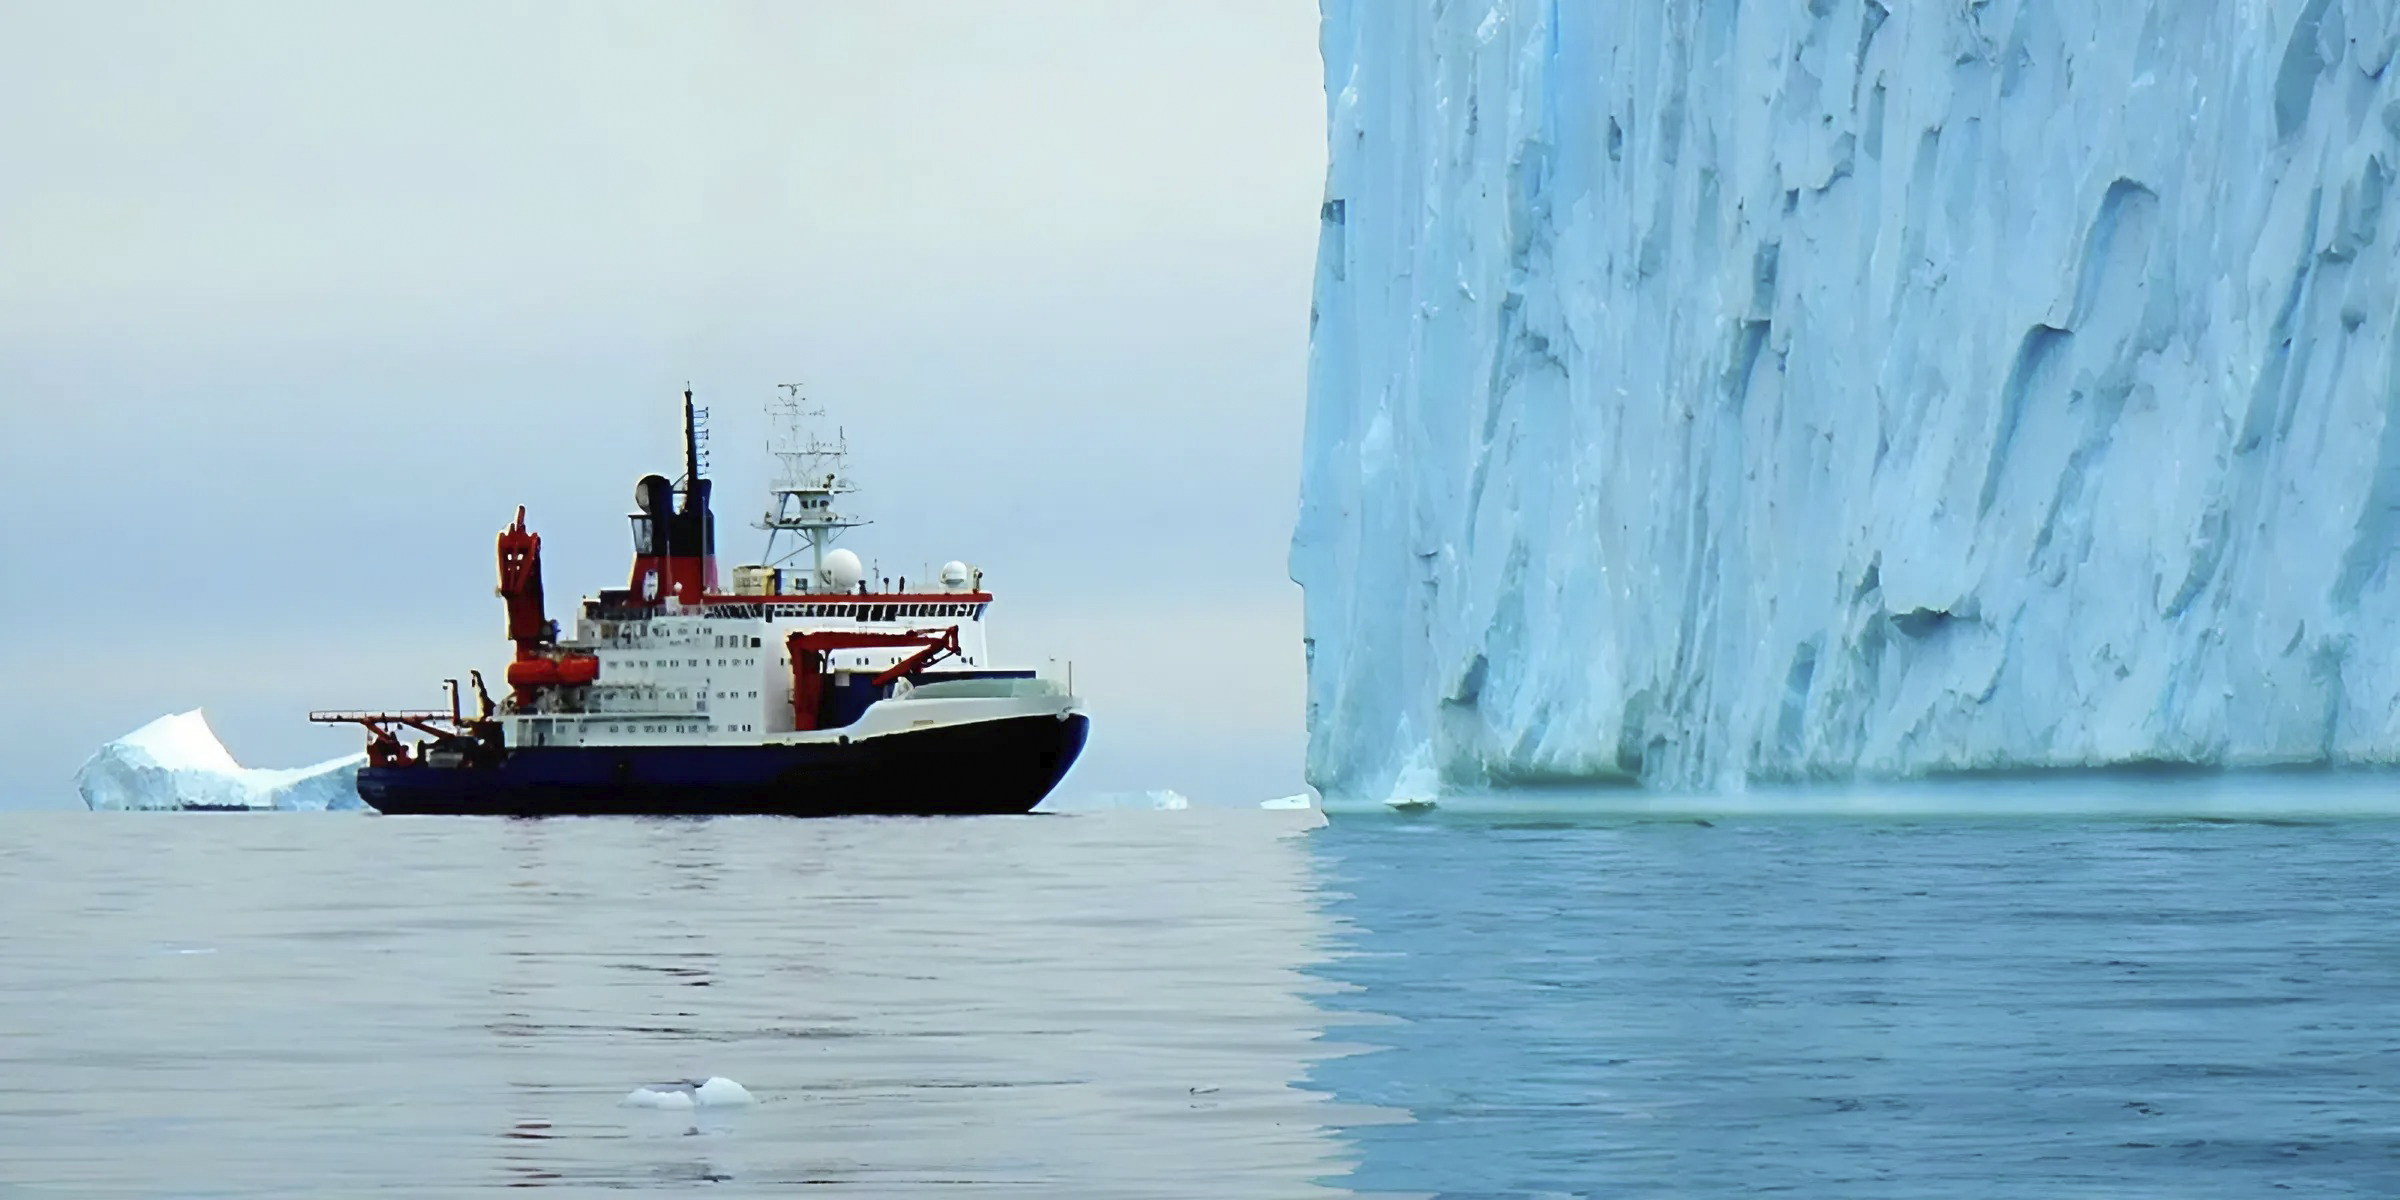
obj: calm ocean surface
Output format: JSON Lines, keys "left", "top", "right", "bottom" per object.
{"left": 4, "top": 792, "right": 2399, "bottom": 1197}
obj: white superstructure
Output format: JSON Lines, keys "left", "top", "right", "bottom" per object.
{"left": 490, "top": 388, "right": 1070, "bottom": 752}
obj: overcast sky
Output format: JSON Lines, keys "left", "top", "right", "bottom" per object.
{"left": 0, "top": 2, "right": 1327, "bottom": 808}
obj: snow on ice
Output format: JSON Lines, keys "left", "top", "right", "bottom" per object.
{"left": 77, "top": 710, "right": 364, "bottom": 811}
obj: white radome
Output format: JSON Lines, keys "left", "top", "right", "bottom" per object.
{"left": 940, "top": 561, "right": 970, "bottom": 590}
{"left": 819, "top": 548, "right": 864, "bottom": 591}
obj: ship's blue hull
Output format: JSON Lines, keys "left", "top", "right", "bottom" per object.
{"left": 356, "top": 713, "right": 1087, "bottom": 817}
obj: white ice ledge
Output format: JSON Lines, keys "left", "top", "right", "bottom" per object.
{"left": 1296, "top": 0, "right": 2400, "bottom": 799}
{"left": 77, "top": 710, "right": 365, "bottom": 812}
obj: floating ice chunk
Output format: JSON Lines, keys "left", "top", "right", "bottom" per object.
{"left": 621, "top": 1077, "right": 754, "bottom": 1109}
{"left": 77, "top": 710, "right": 364, "bottom": 812}
{"left": 1259, "top": 794, "right": 1317, "bottom": 810}
{"left": 1040, "top": 788, "right": 1191, "bottom": 812}
{"left": 620, "top": 1085, "right": 695, "bottom": 1110}
{"left": 693, "top": 1077, "right": 754, "bottom": 1106}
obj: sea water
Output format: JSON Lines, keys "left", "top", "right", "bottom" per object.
{"left": 3, "top": 786, "right": 2398, "bottom": 1197}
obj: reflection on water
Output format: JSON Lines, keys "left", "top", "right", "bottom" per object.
{"left": 18, "top": 796, "right": 2381, "bottom": 1197}
{"left": 1307, "top": 806, "right": 2400, "bottom": 1198}
{"left": 0, "top": 811, "right": 1353, "bottom": 1197}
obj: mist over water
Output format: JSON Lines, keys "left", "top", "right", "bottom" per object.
{"left": 7, "top": 778, "right": 2400, "bottom": 1196}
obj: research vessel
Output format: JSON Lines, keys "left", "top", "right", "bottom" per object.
{"left": 312, "top": 389, "right": 1087, "bottom": 816}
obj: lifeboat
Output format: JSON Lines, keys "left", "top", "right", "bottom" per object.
{"left": 506, "top": 658, "right": 560, "bottom": 688}
{"left": 506, "top": 655, "right": 599, "bottom": 688}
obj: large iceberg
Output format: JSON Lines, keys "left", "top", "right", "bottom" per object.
{"left": 78, "top": 710, "right": 365, "bottom": 812}
{"left": 1294, "top": 1, "right": 2400, "bottom": 798}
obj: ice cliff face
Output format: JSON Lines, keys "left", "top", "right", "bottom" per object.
{"left": 78, "top": 711, "right": 364, "bottom": 811}
{"left": 1294, "top": 1, "right": 2400, "bottom": 797}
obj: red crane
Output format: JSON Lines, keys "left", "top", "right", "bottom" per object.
{"left": 785, "top": 627, "right": 963, "bottom": 730}
{"left": 496, "top": 507, "right": 598, "bottom": 695}
{"left": 496, "top": 506, "right": 549, "bottom": 653}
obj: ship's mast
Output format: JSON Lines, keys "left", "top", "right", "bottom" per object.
{"left": 682, "top": 386, "right": 705, "bottom": 491}
{"left": 757, "top": 383, "right": 866, "bottom": 590}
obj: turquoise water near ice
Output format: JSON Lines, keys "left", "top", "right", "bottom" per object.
{"left": 4, "top": 789, "right": 2399, "bottom": 1196}
{"left": 1312, "top": 806, "right": 2400, "bottom": 1197}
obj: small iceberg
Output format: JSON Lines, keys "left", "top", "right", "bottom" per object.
{"left": 77, "top": 710, "right": 364, "bottom": 812}
{"left": 1259, "top": 793, "right": 1317, "bottom": 811}
{"left": 621, "top": 1077, "right": 755, "bottom": 1109}
{"left": 1039, "top": 788, "right": 1191, "bottom": 812}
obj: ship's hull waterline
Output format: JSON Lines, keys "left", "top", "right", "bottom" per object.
{"left": 358, "top": 714, "right": 1088, "bottom": 817}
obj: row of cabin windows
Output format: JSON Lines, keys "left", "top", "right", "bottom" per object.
{"left": 885, "top": 603, "right": 974, "bottom": 620}
{"left": 584, "top": 686, "right": 756, "bottom": 710}
{"left": 606, "top": 610, "right": 979, "bottom": 633}
{"left": 763, "top": 604, "right": 983, "bottom": 621}
{"left": 598, "top": 723, "right": 755, "bottom": 734}
{"left": 595, "top": 633, "right": 766, "bottom": 650}
{"left": 599, "top": 687, "right": 730, "bottom": 703}
{"left": 613, "top": 657, "right": 757, "bottom": 670}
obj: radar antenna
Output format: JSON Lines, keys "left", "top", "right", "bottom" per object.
{"left": 756, "top": 382, "right": 868, "bottom": 588}
{"left": 682, "top": 385, "right": 711, "bottom": 483}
